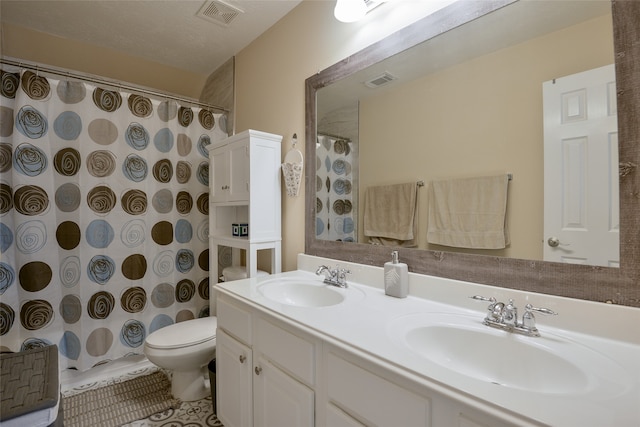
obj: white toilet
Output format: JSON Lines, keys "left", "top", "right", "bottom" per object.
{"left": 143, "top": 316, "right": 217, "bottom": 401}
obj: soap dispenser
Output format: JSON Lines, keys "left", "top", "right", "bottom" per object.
{"left": 384, "top": 250, "right": 409, "bottom": 298}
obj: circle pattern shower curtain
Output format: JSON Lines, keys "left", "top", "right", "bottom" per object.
{"left": 0, "top": 69, "right": 226, "bottom": 371}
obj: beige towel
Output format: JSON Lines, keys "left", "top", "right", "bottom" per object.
{"left": 364, "top": 183, "right": 418, "bottom": 247}
{"left": 427, "top": 174, "right": 510, "bottom": 249}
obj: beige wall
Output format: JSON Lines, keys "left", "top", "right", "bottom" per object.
{"left": 234, "top": 0, "right": 449, "bottom": 271}
{"left": 2, "top": 23, "right": 207, "bottom": 98}
{"left": 200, "top": 57, "right": 235, "bottom": 134}
{"left": 359, "top": 14, "right": 614, "bottom": 260}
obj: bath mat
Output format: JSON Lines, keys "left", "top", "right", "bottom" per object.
{"left": 62, "top": 371, "right": 180, "bottom": 427}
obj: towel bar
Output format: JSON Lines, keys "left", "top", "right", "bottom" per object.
{"left": 419, "top": 175, "right": 511, "bottom": 187}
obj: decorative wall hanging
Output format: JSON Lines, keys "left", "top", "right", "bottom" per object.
{"left": 281, "top": 133, "right": 303, "bottom": 197}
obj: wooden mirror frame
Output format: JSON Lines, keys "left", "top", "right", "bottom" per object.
{"left": 305, "top": 0, "right": 640, "bottom": 307}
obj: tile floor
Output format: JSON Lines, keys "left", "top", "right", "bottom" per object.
{"left": 124, "top": 396, "right": 221, "bottom": 427}
{"left": 61, "top": 355, "right": 223, "bottom": 427}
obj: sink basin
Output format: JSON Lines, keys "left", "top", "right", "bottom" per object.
{"left": 405, "top": 324, "right": 588, "bottom": 393}
{"left": 257, "top": 278, "right": 350, "bottom": 307}
{"left": 389, "top": 313, "right": 630, "bottom": 395}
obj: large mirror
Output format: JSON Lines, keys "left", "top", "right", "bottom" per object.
{"left": 305, "top": 0, "right": 640, "bottom": 306}
{"left": 316, "top": 0, "right": 617, "bottom": 265}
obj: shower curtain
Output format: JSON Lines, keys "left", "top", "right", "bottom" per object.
{"left": 315, "top": 134, "right": 357, "bottom": 242}
{"left": 0, "top": 68, "right": 227, "bottom": 371}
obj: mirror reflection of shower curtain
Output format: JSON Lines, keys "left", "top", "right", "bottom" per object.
{"left": 315, "top": 134, "right": 357, "bottom": 242}
{"left": 0, "top": 67, "right": 227, "bottom": 371}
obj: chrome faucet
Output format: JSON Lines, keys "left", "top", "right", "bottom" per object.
{"left": 316, "top": 265, "right": 350, "bottom": 288}
{"left": 503, "top": 299, "right": 518, "bottom": 327}
{"left": 470, "top": 296, "right": 557, "bottom": 337}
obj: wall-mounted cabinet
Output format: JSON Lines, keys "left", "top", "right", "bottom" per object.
{"left": 207, "top": 130, "right": 282, "bottom": 285}
{"left": 210, "top": 138, "right": 250, "bottom": 203}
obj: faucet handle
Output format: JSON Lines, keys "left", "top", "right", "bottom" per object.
{"left": 470, "top": 295, "right": 497, "bottom": 303}
{"left": 522, "top": 304, "right": 558, "bottom": 333}
{"left": 316, "top": 265, "right": 332, "bottom": 277}
{"left": 470, "top": 295, "right": 497, "bottom": 308}
{"left": 470, "top": 295, "right": 499, "bottom": 318}
{"left": 524, "top": 304, "right": 557, "bottom": 317}
{"left": 336, "top": 268, "right": 351, "bottom": 286}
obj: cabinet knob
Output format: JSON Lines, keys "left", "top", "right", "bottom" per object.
{"left": 239, "top": 354, "right": 246, "bottom": 364}
{"left": 254, "top": 366, "right": 262, "bottom": 375}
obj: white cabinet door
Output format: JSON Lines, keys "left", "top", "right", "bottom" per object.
{"left": 210, "top": 140, "right": 249, "bottom": 203}
{"left": 253, "top": 354, "right": 315, "bottom": 427}
{"left": 210, "top": 146, "right": 230, "bottom": 203}
{"left": 228, "top": 140, "right": 249, "bottom": 202}
{"left": 217, "top": 329, "right": 253, "bottom": 427}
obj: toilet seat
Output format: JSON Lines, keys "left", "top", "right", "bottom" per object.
{"left": 145, "top": 317, "right": 217, "bottom": 350}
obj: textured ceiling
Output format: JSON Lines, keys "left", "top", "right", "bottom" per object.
{"left": 1, "top": 0, "right": 303, "bottom": 75}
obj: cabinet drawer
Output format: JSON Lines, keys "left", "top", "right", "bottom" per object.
{"left": 327, "top": 351, "right": 431, "bottom": 427}
{"left": 254, "top": 317, "right": 315, "bottom": 386}
{"left": 217, "top": 296, "right": 252, "bottom": 345}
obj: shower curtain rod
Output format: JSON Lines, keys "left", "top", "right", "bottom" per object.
{"left": 0, "top": 57, "right": 229, "bottom": 113}
{"left": 317, "top": 131, "right": 351, "bottom": 142}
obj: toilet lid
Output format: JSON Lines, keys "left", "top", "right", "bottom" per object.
{"left": 146, "top": 316, "right": 217, "bottom": 350}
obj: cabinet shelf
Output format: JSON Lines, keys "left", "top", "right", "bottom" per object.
{"left": 210, "top": 235, "right": 283, "bottom": 248}
{"left": 210, "top": 235, "right": 249, "bottom": 244}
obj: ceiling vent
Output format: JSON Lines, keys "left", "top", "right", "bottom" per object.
{"left": 364, "top": 72, "right": 398, "bottom": 88}
{"left": 197, "top": 0, "right": 244, "bottom": 26}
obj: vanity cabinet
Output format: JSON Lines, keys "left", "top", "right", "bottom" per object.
{"left": 207, "top": 130, "right": 282, "bottom": 285}
{"left": 216, "top": 285, "right": 525, "bottom": 427}
{"left": 216, "top": 294, "right": 316, "bottom": 427}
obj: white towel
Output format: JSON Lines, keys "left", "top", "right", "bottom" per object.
{"left": 427, "top": 174, "right": 510, "bottom": 249}
{"left": 364, "top": 183, "right": 418, "bottom": 247}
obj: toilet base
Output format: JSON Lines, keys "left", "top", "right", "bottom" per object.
{"left": 171, "top": 366, "right": 210, "bottom": 402}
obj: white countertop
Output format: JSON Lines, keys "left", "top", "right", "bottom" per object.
{"left": 213, "top": 254, "right": 640, "bottom": 427}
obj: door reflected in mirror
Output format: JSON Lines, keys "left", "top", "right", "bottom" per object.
{"left": 315, "top": 0, "right": 618, "bottom": 267}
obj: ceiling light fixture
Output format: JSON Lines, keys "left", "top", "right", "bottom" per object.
{"left": 334, "top": 0, "right": 367, "bottom": 23}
